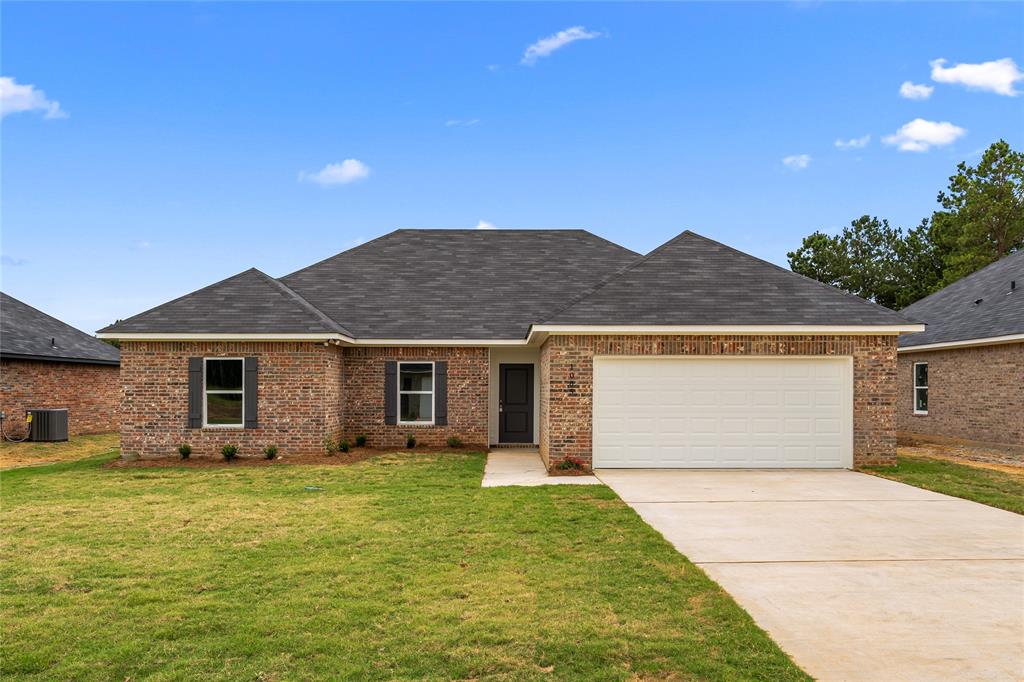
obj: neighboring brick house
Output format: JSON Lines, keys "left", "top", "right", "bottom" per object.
{"left": 1, "top": 292, "right": 120, "bottom": 437}
{"left": 99, "top": 229, "right": 922, "bottom": 468}
{"left": 897, "top": 251, "right": 1023, "bottom": 447}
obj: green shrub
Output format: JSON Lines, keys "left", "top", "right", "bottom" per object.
{"left": 406, "top": 434, "right": 416, "bottom": 449}
{"left": 355, "top": 434, "right": 367, "bottom": 447}
{"left": 339, "top": 440, "right": 350, "bottom": 453}
{"left": 221, "top": 444, "right": 238, "bottom": 461}
{"left": 556, "top": 456, "right": 585, "bottom": 471}
{"left": 263, "top": 445, "right": 278, "bottom": 460}
{"left": 323, "top": 437, "right": 338, "bottom": 456}
{"left": 177, "top": 443, "right": 191, "bottom": 459}
{"left": 446, "top": 436, "right": 463, "bottom": 448}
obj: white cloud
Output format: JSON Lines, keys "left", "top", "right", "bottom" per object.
{"left": 0, "top": 76, "right": 67, "bottom": 119}
{"left": 1, "top": 254, "right": 28, "bottom": 266}
{"left": 299, "top": 159, "right": 371, "bottom": 186}
{"left": 782, "top": 154, "right": 811, "bottom": 170}
{"left": 930, "top": 58, "right": 1023, "bottom": 96}
{"left": 835, "top": 135, "right": 870, "bottom": 150}
{"left": 521, "top": 26, "right": 601, "bottom": 65}
{"left": 445, "top": 118, "right": 480, "bottom": 127}
{"left": 487, "top": 64, "right": 500, "bottom": 72}
{"left": 899, "top": 81, "right": 934, "bottom": 100}
{"left": 882, "top": 118, "right": 966, "bottom": 152}
{"left": 475, "top": 220, "right": 497, "bottom": 230}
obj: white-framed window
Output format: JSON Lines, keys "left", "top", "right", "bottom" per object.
{"left": 398, "top": 361, "right": 434, "bottom": 425}
{"left": 204, "top": 357, "right": 244, "bottom": 427}
{"left": 913, "top": 362, "right": 928, "bottom": 415}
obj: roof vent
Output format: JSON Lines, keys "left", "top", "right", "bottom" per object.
{"left": 1012, "top": 280, "right": 1017, "bottom": 292}
{"left": 50, "top": 337, "right": 57, "bottom": 348}
{"left": 974, "top": 298, "right": 983, "bottom": 305}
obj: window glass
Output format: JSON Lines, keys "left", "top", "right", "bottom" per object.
{"left": 207, "top": 359, "right": 243, "bottom": 391}
{"left": 915, "top": 388, "right": 928, "bottom": 413}
{"left": 400, "top": 393, "right": 433, "bottom": 423}
{"left": 400, "top": 363, "right": 433, "bottom": 392}
{"left": 207, "top": 393, "right": 244, "bottom": 425}
{"left": 914, "top": 363, "right": 928, "bottom": 387}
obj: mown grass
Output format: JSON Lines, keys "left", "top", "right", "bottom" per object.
{"left": 865, "top": 455, "right": 1024, "bottom": 515}
{"left": 0, "top": 432, "right": 119, "bottom": 469}
{"left": 1, "top": 451, "right": 807, "bottom": 681}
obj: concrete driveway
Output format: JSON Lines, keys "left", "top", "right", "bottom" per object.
{"left": 595, "top": 469, "right": 1024, "bottom": 681}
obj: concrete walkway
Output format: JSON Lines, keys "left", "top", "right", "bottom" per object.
{"left": 595, "top": 469, "right": 1024, "bottom": 681}
{"left": 481, "top": 450, "right": 600, "bottom": 487}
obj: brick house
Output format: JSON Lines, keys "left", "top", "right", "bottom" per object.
{"left": 897, "top": 251, "right": 1023, "bottom": 447}
{"left": 1, "top": 292, "right": 120, "bottom": 437}
{"left": 99, "top": 230, "right": 922, "bottom": 468}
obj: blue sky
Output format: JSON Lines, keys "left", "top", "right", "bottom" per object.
{"left": 2, "top": 2, "right": 1022, "bottom": 332}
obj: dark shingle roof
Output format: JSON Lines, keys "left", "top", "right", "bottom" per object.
{"left": 1, "top": 292, "right": 120, "bottom": 365}
{"left": 899, "top": 250, "right": 1024, "bottom": 348}
{"left": 100, "top": 228, "right": 915, "bottom": 339}
{"left": 98, "top": 268, "right": 351, "bottom": 335}
{"left": 279, "top": 229, "right": 641, "bottom": 339}
{"left": 543, "top": 231, "right": 913, "bottom": 326}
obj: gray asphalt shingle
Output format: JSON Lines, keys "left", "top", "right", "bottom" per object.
{"left": 100, "top": 228, "right": 914, "bottom": 339}
{"left": 1, "top": 292, "right": 120, "bottom": 364}
{"left": 543, "top": 231, "right": 912, "bottom": 326}
{"left": 899, "top": 250, "right": 1023, "bottom": 348}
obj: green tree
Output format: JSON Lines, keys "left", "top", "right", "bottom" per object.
{"left": 787, "top": 215, "right": 930, "bottom": 309}
{"left": 932, "top": 139, "right": 1024, "bottom": 284}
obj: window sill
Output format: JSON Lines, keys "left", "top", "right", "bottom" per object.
{"left": 912, "top": 412, "right": 929, "bottom": 417}
{"left": 202, "top": 425, "right": 245, "bottom": 430}
{"left": 398, "top": 422, "right": 436, "bottom": 427}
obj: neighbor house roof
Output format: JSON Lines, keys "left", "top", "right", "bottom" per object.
{"left": 542, "top": 231, "right": 913, "bottom": 327}
{"left": 1, "top": 292, "right": 120, "bottom": 365}
{"left": 99, "top": 228, "right": 917, "bottom": 341}
{"left": 899, "top": 249, "right": 1024, "bottom": 349}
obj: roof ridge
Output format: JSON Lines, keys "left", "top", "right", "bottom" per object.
{"left": 280, "top": 230, "right": 401, "bottom": 281}
{"left": 682, "top": 231, "right": 917, "bottom": 322}
{"left": 902, "top": 248, "right": 1024, "bottom": 312}
{"left": 251, "top": 270, "right": 354, "bottom": 337}
{"left": 97, "top": 268, "right": 265, "bottom": 333}
{"left": 539, "top": 230, "right": 700, "bottom": 324}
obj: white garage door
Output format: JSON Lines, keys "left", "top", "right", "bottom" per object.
{"left": 593, "top": 357, "right": 853, "bottom": 468}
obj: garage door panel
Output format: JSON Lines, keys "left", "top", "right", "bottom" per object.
{"left": 593, "top": 358, "right": 852, "bottom": 469}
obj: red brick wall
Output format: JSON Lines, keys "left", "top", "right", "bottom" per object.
{"left": 0, "top": 359, "right": 120, "bottom": 436}
{"left": 897, "top": 342, "right": 1024, "bottom": 446}
{"left": 119, "top": 341, "right": 343, "bottom": 459}
{"left": 540, "top": 334, "right": 899, "bottom": 470}
{"left": 341, "top": 346, "right": 488, "bottom": 448}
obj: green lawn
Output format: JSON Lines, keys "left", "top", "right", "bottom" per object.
{"left": 864, "top": 455, "right": 1024, "bottom": 515}
{"left": 1, "top": 450, "right": 806, "bottom": 681}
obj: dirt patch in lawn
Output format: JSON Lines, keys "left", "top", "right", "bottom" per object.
{"left": 897, "top": 434, "right": 1024, "bottom": 476}
{"left": 0, "top": 432, "right": 119, "bottom": 469}
{"left": 106, "top": 445, "right": 484, "bottom": 469}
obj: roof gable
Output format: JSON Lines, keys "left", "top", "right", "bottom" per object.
{"left": 99, "top": 269, "right": 349, "bottom": 336}
{"left": 279, "top": 229, "right": 641, "bottom": 339}
{"left": 899, "top": 250, "right": 1023, "bottom": 347}
{"left": 1, "top": 292, "right": 120, "bottom": 364}
{"left": 543, "top": 231, "right": 912, "bottom": 326}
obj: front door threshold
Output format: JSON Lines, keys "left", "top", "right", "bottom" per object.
{"left": 490, "top": 443, "right": 540, "bottom": 449}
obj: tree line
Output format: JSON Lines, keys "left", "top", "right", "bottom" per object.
{"left": 787, "top": 140, "right": 1023, "bottom": 310}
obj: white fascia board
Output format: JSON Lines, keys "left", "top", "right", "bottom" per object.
{"left": 897, "top": 333, "right": 1024, "bottom": 353}
{"left": 97, "top": 332, "right": 354, "bottom": 342}
{"left": 527, "top": 324, "right": 925, "bottom": 340}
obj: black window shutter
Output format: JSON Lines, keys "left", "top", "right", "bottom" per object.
{"left": 244, "top": 357, "right": 258, "bottom": 428}
{"left": 434, "top": 361, "right": 448, "bottom": 426}
{"left": 187, "top": 357, "right": 203, "bottom": 428}
{"left": 384, "top": 361, "right": 397, "bottom": 425}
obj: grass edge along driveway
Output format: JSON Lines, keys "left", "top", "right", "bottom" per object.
{"left": 1, "top": 450, "right": 808, "bottom": 681}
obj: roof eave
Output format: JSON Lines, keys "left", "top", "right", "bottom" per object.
{"left": 897, "top": 333, "right": 1024, "bottom": 353}
{"left": 0, "top": 352, "right": 120, "bottom": 366}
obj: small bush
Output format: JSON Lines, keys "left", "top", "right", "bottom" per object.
{"left": 355, "top": 434, "right": 367, "bottom": 448}
{"left": 556, "top": 456, "right": 586, "bottom": 471}
{"left": 263, "top": 445, "right": 278, "bottom": 460}
{"left": 177, "top": 443, "right": 191, "bottom": 459}
{"left": 339, "top": 440, "right": 350, "bottom": 453}
{"left": 446, "top": 436, "right": 463, "bottom": 448}
{"left": 221, "top": 444, "right": 238, "bottom": 461}
{"left": 406, "top": 434, "right": 416, "bottom": 449}
{"left": 323, "top": 437, "right": 338, "bottom": 456}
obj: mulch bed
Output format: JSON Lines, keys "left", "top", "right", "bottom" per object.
{"left": 106, "top": 445, "right": 486, "bottom": 469}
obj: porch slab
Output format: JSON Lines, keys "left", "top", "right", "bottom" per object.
{"left": 481, "top": 450, "right": 601, "bottom": 487}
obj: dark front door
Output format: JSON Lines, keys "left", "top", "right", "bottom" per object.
{"left": 499, "top": 364, "right": 534, "bottom": 443}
